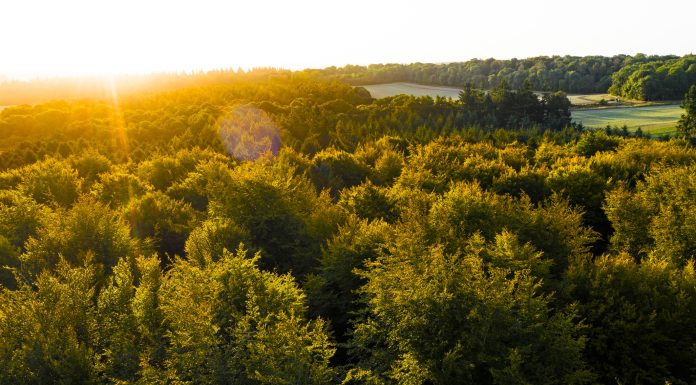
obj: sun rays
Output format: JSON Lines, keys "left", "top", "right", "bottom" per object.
{"left": 106, "top": 77, "right": 130, "bottom": 162}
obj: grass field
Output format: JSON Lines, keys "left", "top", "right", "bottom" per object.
{"left": 361, "top": 83, "right": 651, "bottom": 106}
{"left": 361, "top": 83, "right": 617, "bottom": 105}
{"left": 572, "top": 105, "right": 682, "bottom": 135}
{"left": 567, "top": 94, "right": 613, "bottom": 105}
{"left": 361, "top": 83, "right": 462, "bottom": 99}
{"left": 565, "top": 94, "right": 664, "bottom": 107}
{"left": 361, "top": 82, "right": 682, "bottom": 135}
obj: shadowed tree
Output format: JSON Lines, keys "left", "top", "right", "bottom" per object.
{"left": 677, "top": 84, "right": 696, "bottom": 142}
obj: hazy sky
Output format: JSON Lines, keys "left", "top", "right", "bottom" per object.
{"left": 1, "top": 0, "right": 694, "bottom": 78}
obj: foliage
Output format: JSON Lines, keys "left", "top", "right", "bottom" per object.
{"left": 320, "top": 55, "right": 671, "bottom": 94}
{"left": 677, "top": 84, "right": 696, "bottom": 141}
{"left": 564, "top": 254, "right": 696, "bottom": 384}
{"left": 122, "top": 191, "right": 198, "bottom": 260}
{"left": 21, "top": 198, "right": 139, "bottom": 278}
{"left": 161, "top": 247, "right": 336, "bottom": 384}
{"left": 608, "top": 55, "right": 696, "bottom": 100}
{"left": 1, "top": 69, "right": 696, "bottom": 384}
{"left": 605, "top": 164, "right": 696, "bottom": 265}
{"left": 351, "top": 242, "right": 592, "bottom": 385}
{"left": 575, "top": 131, "right": 620, "bottom": 157}
{"left": 18, "top": 158, "right": 82, "bottom": 207}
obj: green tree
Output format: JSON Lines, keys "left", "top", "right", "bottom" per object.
{"left": 338, "top": 182, "right": 398, "bottom": 223}
{"left": 677, "top": 84, "right": 696, "bottom": 141}
{"left": 350, "top": 240, "right": 593, "bottom": 385}
{"left": 184, "top": 217, "right": 251, "bottom": 265}
{"left": 161, "top": 247, "right": 336, "bottom": 384}
{"left": 0, "top": 261, "right": 98, "bottom": 385}
{"left": 307, "top": 216, "right": 392, "bottom": 344}
{"left": 19, "top": 158, "right": 82, "bottom": 207}
{"left": 91, "top": 169, "right": 152, "bottom": 207}
{"left": 208, "top": 161, "right": 343, "bottom": 276}
{"left": 604, "top": 164, "right": 696, "bottom": 265}
{"left": 575, "top": 131, "right": 620, "bottom": 157}
{"left": 94, "top": 255, "right": 167, "bottom": 383}
{"left": 563, "top": 253, "right": 696, "bottom": 384}
{"left": 123, "top": 191, "right": 199, "bottom": 260}
{"left": 21, "top": 198, "right": 139, "bottom": 279}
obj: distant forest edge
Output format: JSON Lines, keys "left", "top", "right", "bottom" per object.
{"left": 317, "top": 54, "right": 696, "bottom": 101}
{"left": 2, "top": 54, "right": 696, "bottom": 105}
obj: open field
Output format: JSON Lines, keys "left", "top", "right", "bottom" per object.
{"left": 360, "top": 82, "right": 611, "bottom": 105}
{"left": 361, "top": 83, "right": 658, "bottom": 106}
{"left": 361, "top": 83, "right": 682, "bottom": 135}
{"left": 571, "top": 104, "right": 682, "bottom": 135}
{"left": 567, "top": 94, "right": 614, "bottom": 105}
{"left": 565, "top": 94, "right": 667, "bottom": 107}
{"left": 361, "top": 83, "right": 463, "bottom": 99}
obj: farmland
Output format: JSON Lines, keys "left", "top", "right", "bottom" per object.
{"left": 361, "top": 82, "right": 683, "bottom": 135}
{"left": 361, "top": 82, "right": 463, "bottom": 99}
{"left": 571, "top": 105, "right": 682, "bottom": 135}
{"left": 361, "top": 83, "right": 633, "bottom": 106}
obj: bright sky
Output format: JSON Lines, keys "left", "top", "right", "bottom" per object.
{"left": 1, "top": 0, "right": 694, "bottom": 79}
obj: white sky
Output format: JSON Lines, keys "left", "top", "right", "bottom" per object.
{"left": 0, "top": 0, "right": 694, "bottom": 79}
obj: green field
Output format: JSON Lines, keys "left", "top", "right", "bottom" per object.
{"left": 361, "top": 83, "right": 682, "bottom": 135}
{"left": 361, "top": 83, "right": 613, "bottom": 104}
{"left": 572, "top": 105, "right": 682, "bottom": 135}
{"left": 361, "top": 82, "right": 462, "bottom": 99}
{"left": 362, "top": 83, "right": 654, "bottom": 105}
{"left": 564, "top": 94, "right": 663, "bottom": 107}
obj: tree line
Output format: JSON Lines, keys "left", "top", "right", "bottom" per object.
{"left": 609, "top": 55, "right": 696, "bottom": 100}
{"left": 2, "top": 54, "right": 695, "bottom": 107}
{"left": 314, "top": 54, "right": 681, "bottom": 96}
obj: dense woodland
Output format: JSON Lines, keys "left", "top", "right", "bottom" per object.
{"left": 1, "top": 71, "right": 696, "bottom": 384}
{"left": 317, "top": 55, "right": 696, "bottom": 99}
{"left": 608, "top": 55, "right": 696, "bottom": 100}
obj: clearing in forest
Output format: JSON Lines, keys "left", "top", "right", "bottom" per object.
{"left": 361, "top": 82, "right": 683, "bottom": 135}
{"left": 571, "top": 104, "right": 682, "bottom": 135}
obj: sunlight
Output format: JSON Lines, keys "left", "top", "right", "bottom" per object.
{"left": 106, "top": 77, "right": 130, "bottom": 160}
{"left": 2, "top": 1, "right": 696, "bottom": 383}
{"left": 1, "top": 0, "right": 694, "bottom": 79}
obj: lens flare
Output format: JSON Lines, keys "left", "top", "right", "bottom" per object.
{"left": 217, "top": 105, "right": 280, "bottom": 161}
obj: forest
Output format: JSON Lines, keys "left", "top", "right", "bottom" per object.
{"left": 3, "top": 54, "right": 696, "bottom": 107}
{"left": 316, "top": 54, "right": 696, "bottom": 101}
{"left": 1, "top": 70, "right": 696, "bottom": 385}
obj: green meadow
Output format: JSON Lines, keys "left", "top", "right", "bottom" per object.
{"left": 361, "top": 82, "right": 463, "bottom": 99}
{"left": 361, "top": 83, "right": 683, "bottom": 135}
{"left": 572, "top": 105, "right": 682, "bottom": 135}
{"left": 362, "top": 82, "right": 612, "bottom": 104}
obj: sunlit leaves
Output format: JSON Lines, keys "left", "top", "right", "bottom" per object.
{"left": 353, "top": 243, "right": 591, "bottom": 385}
{"left": 161, "top": 247, "right": 335, "bottom": 384}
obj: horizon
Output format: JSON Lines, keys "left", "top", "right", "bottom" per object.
{"left": 1, "top": 52, "right": 693, "bottom": 83}
{"left": 2, "top": 0, "right": 695, "bottom": 80}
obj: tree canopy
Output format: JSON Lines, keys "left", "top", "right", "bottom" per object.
{"left": 1, "top": 70, "right": 696, "bottom": 384}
